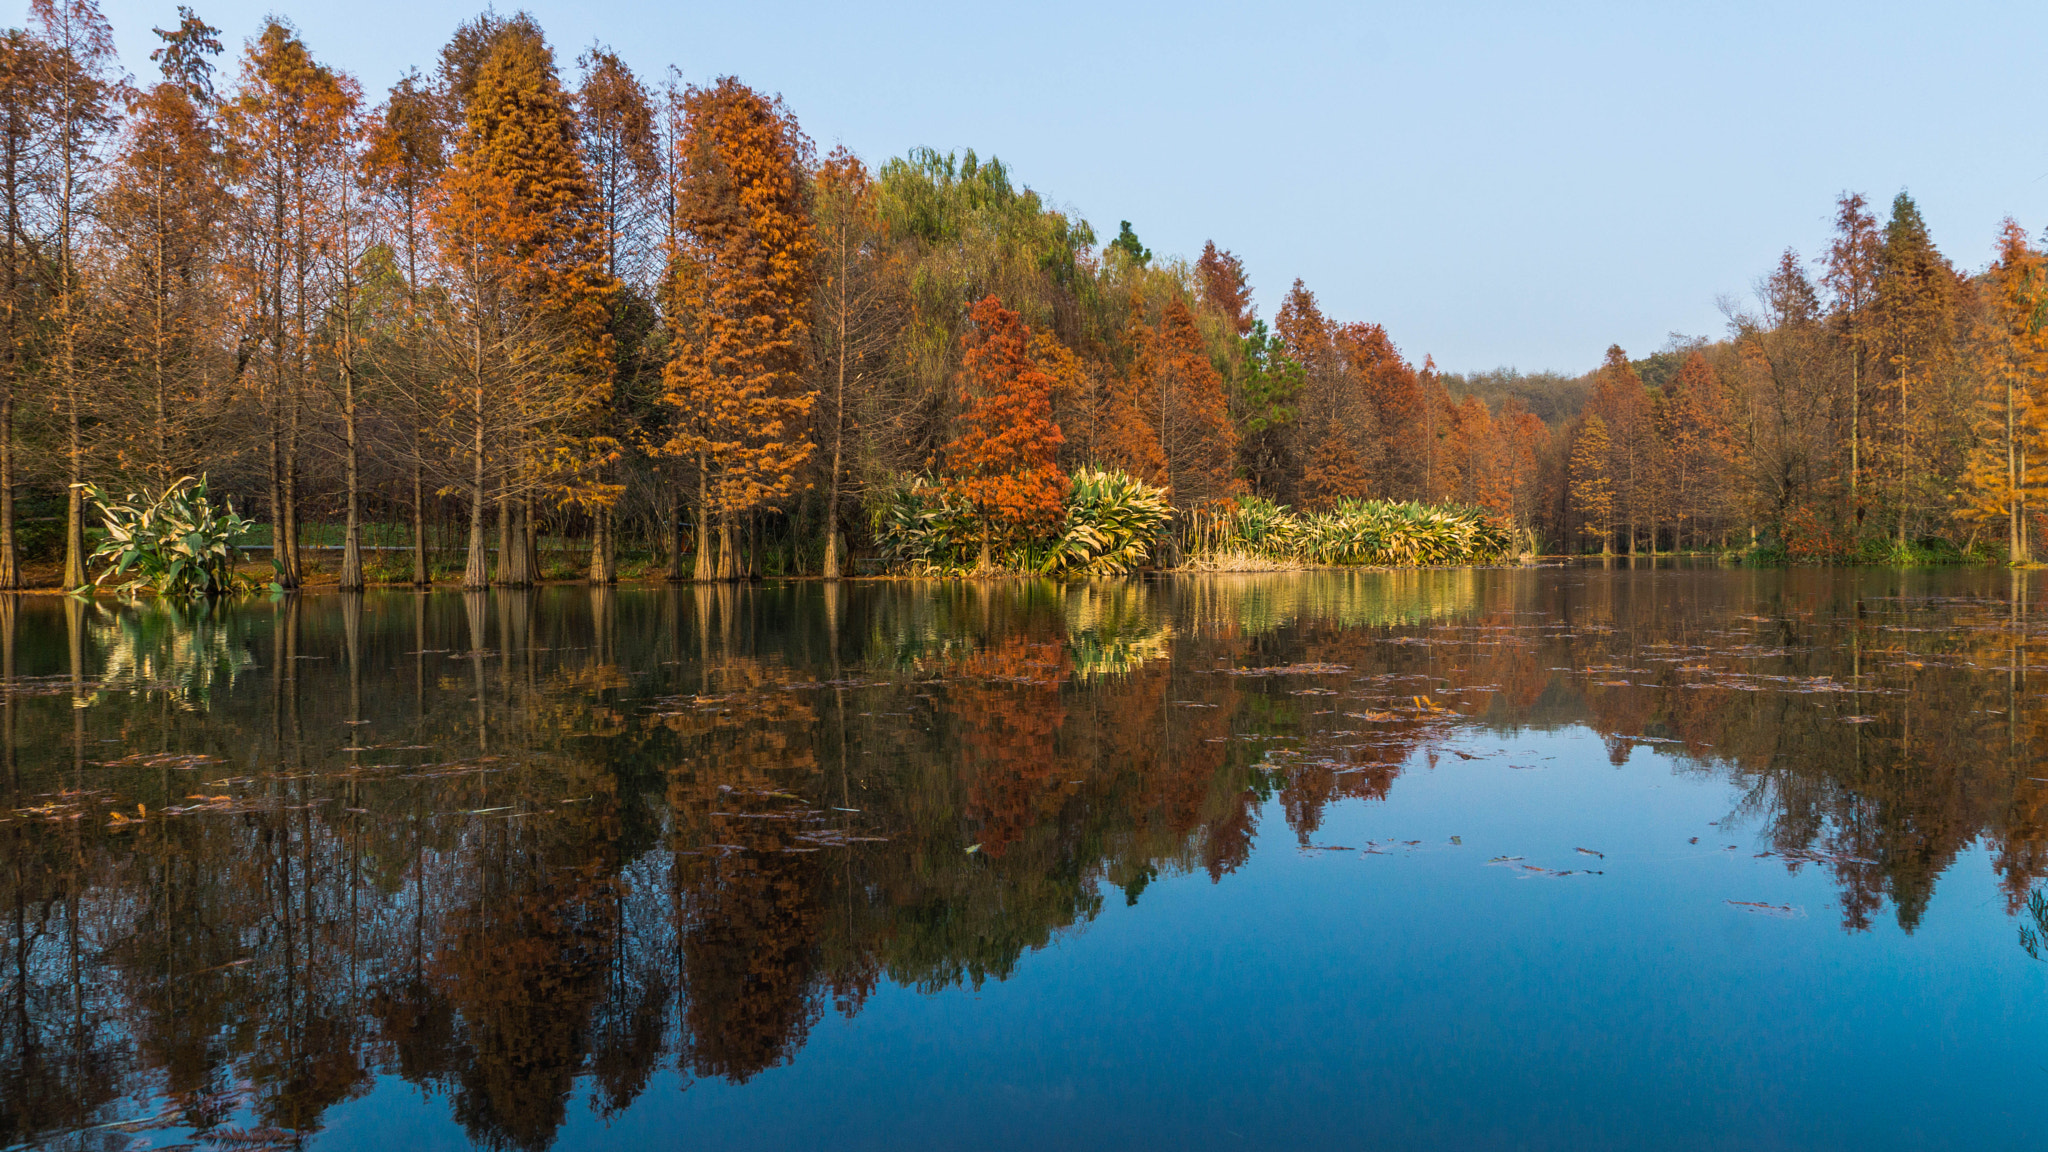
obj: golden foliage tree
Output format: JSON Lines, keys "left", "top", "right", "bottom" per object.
{"left": 1958, "top": 219, "right": 2048, "bottom": 561}
{"left": 1570, "top": 414, "right": 1615, "bottom": 554}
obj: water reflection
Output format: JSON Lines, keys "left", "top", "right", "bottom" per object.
{"left": 2, "top": 567, "right": 2045, "bottom": 1148}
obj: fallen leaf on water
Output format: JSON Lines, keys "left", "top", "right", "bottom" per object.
{"left": 1575, "top": 847, "right": 1604, "bottom": 858}
{"left": 1843, "top": 715, "right": 1877, "bottom": 723}
{"left": 966, "top": 843, "right": 981, "bottom": 854}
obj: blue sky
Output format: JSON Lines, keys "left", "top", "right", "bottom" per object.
{"left": 88, "top": 0, "right": 2048, "bottom": 374}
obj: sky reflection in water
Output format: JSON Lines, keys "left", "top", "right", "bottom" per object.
{"left": 2, "top": 566, "right": 2045, "bottom": 1151}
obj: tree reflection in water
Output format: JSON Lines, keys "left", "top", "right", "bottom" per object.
{"left": 2, "top": 566, "right": 2045, "bottom": 1148}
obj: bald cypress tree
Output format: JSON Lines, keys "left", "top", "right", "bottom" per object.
{"left": 364, "top": 69, "right": 446, "bottom": 585}
{"left": 431, "top": 21, "right": 613, "bottom": 589}
{"left": 1872, "top": 192, "right": 1957, "bottom": 549}
{"left": 660, "top": 77, "right": 815, "bottom": 581}
{"left": 221, "top": 19, "right": 353, "bottom": 589}
{"left": 1571, "top": 415, "right": 1615, "bottom": 555}
{"left": 31, "top": 0, "right": 118, "bottom": 589}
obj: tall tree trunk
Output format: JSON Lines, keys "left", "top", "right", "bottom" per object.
{"left": 339, "top": 363, "right": 363, "bottom": 592}
{"left": 0, "top": 390, "right": 14, "bottom": 589}
{"left": 521, "top": 495, "right": 539, "bottom": 584}
{"left": 282, "top": 406, "right": 301, "bottom": 586}
{"left": 1849, "top": 346, "right": 1862, "bottom": 529}
{"left": 1898, "top": 374, "right": 1909, "bottom": 549}
{"left": 493, "top": 489, "right": 512, "bottom": 586}
{"left": 411, "top": 463, "right": 430, "bottom": 587}
{"left": 62, "top": 393, "right": 83, "bottom": 589}
{"left": 462, "top": 476, "right": 488, "bottom": 591}
{"left": 588, "top": 506, "right": 612, "bottom": 584}
{"left": 692, "top": 464, "right": 713, "bottom": 582}
{"left": 716, "top": 512, "right": 736, "bottom": 581}
{"left": 665, "top": 493, "right": 684, "bottom": 581}
{"left": 824, "top": 222, "right": 849, "bottom": 580}
{"left": 465, "top": 329, "right": 489, "bottom": 589}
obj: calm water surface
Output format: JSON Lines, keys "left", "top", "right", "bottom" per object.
{"left": 3, "top": 566, "right": 2046, "bottom": 1150}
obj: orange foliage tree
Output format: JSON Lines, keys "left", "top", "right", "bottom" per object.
{"left": 1125, "top": 297, "right": 1237, "bottom": 506}
{"left": 943, "top": 294, "right": 1066, "bottom": 569}
{"left": 661, "top": 77, "right": 815, "bottom": 581}
{"left": 429, "top": 21, "right": 614, "bottom": 589}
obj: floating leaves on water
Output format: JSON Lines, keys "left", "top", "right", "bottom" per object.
{"left": 1220, "top": 662, "right": 1351, "bottom": 677}
{"left": 93, "top": 751, "right": 225, "bottom": 771}
{"left": 1726, "top": 900, "right": 1803, "bottom": 918}
{"left": 1775, "top": 847, "right": 1878, "bottom": 867}
{"left": 966, "top": 843, "right": 981, "bottom": 854}
{"left": 1487, "top": 855, "right": 1525, "bottom": 865}
{"left": 1519, "top": 865, "right": 1601, "bottom": 879}
{"left": 1842, "top": 715, "right": 1877, "bottom": 724}
{"left": 1575, "top": 847, "right": 1604, "bottom": 859}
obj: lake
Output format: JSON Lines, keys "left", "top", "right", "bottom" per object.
{"left": 2, "top": 565, "right": 2044, "bottom": 1151}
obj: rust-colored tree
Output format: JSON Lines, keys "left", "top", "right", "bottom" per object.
{"left": 1195, "top": 240, "right": 1253, "bottom": 336}
{"left": 97, "top": 78, "right": 230, "bottom": 488}
{"left": 0, "top": 29, "right": 53, "bottom": 588}
{"left": 221, "top": 19, "right": 356, "bottom": 589}
{"left": 661, "top": 77, "right": 815, "bottom": 581}
{"left": 943, "top": 295, "right": 1066, "bottom": 569}
{"left": 1588, "top": 345, "right": 1650, "bottom": 552}
{"left": 31, "top": 0, "right": 117, "bottom": 589}
{"left": 1126, "top": 297, "right": 1237, "bottom": 506}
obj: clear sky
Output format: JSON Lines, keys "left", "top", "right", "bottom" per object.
{"left": 84, "top": 0, "right": 2048, "bottom": 374}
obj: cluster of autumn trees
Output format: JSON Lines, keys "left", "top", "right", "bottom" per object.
{"left": 0, "top": 0, "right": 1577, "bottom": 593}
{"left": 8, "top": 0, "right": 2046, "bottom": 592}
{"left": 1553, "top": 192, "right": 2048, "bottom": 561}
